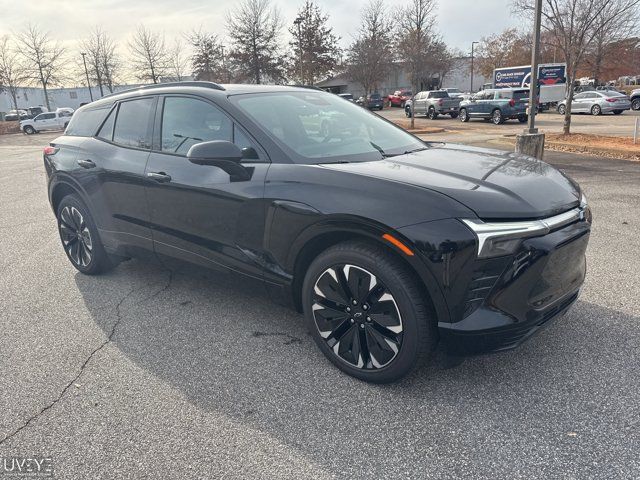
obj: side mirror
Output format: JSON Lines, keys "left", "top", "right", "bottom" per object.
{"left": 187, "top": 140, "right": 251, "bottom": 181}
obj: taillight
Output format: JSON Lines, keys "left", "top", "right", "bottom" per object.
{"left": 509, "top": 99, "right": 516, "bottom": 107}
{"left": 43, "top": 145, "right": 59, "bottom": 156}
{"left": 605, "top": 98, "right": 617, "bottom": 103}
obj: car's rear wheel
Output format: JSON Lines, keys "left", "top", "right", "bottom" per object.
{"left": 427, "top": 107, "right": 438, "bottom": 120}
{"left": 591, "top": 104, "right": 602, "bottom": 116}
{"left": 632, "top": 98, "right": 640, "bottom": 111}
{"left": 459, "top": 108, "right": 469, "bottom": 122}
{"left": 450, "top": 112, "right": 459, "bottom": 119}
{"left": 558, "top": 104, "right": 566, "bottom": 115}
{"left": 23, "top": 125, "right": 36, "bottom": 135}
{"left": 57, "top": 195, "right": 115, "bottom": 275}
{"left": 302, "top": 241, "right": 435, "bottom": 383}
{"left": 491, "top": 109, "right": 504, "bottom": 125}
{"left": 518, "top": 114, "right": 528, "bottom": 123}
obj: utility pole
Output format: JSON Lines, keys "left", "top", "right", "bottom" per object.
{"left": 294, "top": 16, "right": 303, "bottom": 84}
{"left": 527, "top": 0, "right": 543, "bottom": 134}
{"left": 220, "top": 45, "right": 230, "bottom": 83}
{"left": 81, "top": 52, "right": 94, "bottom": 102}
{"left": 515, "top": 0, "right": 545, "bottom": 159}
{"left": 470, "top": 41, "right": 479, "bottom": 93}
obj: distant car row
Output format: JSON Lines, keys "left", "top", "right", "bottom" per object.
{"left": 3, "top": 106, "right": 49, "bottom": 121}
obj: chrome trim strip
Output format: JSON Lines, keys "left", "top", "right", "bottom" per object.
{"left": 463, "top": 207, "right": 582, "bottom": 256}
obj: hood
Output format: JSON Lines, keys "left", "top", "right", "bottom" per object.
{"left": 319, "top": 144, "right": 581, "bottom": 220}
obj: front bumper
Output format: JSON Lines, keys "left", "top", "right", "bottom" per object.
{"left": 437, "top": 212, "right": 590, "bottom": 355}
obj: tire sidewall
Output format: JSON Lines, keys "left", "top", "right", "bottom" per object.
{"left": 492, "top": 109, "right": 503, "bottom": 125}
{"left": 302, "top": 245, "right": 428, "bottom": 383}
{"left": 591, "top": 105, "right": 601, "bottom": 116}
{"left": 460, "top": 108, "right": 469, "bottom": 122}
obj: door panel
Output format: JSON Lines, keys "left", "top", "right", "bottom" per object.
{"left": 144, "top": 95, "right": 270, "bottom": 277}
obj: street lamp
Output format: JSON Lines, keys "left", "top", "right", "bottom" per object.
{"left": 294, "top": 16, "right": 304, "bottom": 84}
{"left": 470, "top": 41, "right": 479, "bottom": 93}
{"left": 81, "top": 52, "right": 94, "bottom": 102}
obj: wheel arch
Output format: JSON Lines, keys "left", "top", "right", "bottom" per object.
{"left": 50, "top": 177, "right": 89, "bottom": 214}
{"left": 288, "top": 221, "right": 448, "bottom": 324}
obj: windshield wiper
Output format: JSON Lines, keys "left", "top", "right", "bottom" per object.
{"left": 402, "top": 146, "right": 430, "bottom": 155}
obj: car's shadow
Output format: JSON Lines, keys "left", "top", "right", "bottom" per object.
{"left": 74, "top": 256, "right": 639, "bottom": 477}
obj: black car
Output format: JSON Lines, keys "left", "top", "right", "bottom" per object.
{"left": 44, "top": 82, "right": 591, "bottom": 383}
{"left": 356, "top": 93, "right": 384, "bottom": 110}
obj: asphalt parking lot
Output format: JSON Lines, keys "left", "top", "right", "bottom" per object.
{"left": 1, "top": 131, "right": 639, "bottom": 479}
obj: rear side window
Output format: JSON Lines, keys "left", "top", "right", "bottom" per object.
{"left": 97, "top": 108, "right": 116, "bottom": 141}
{"left": 113, "top": 98, "right": 154, "bottom": 149}
{"left": 65, "top": 107, "right": 110, "bottom": 137}
{"left": 512, "top": 90, "right": 529, "bottom": 101}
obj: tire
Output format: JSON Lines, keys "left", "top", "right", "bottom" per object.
{"left": 632, "top": 98, "right": 640, "bottom": 111}
{"left": 427, "top": 107, "right": 438, "bottom": 120}
{"left": 64, "top": 121, "right": 69, "bottom": 129}
{"left": 302, "top": 241, "right": 435, "bottom": 383}
{"left": 23, "top": 125, "right": 36, "bottom": 135}
{"left": 491, "top": 109, "right": 504, "bottom": 125}
{"left": 591, "top": 104, "right": 602, "bottom": 116}
{"left": 450, "top": 112, "right": 459, "bottom": 119}
{"left": 518, "top": 114, "right": 528, "bottom": 123}
{"left": 557, "top": 104, "right": 566, "bottom": 115}
{"left": 405, "top": 107, "right": 412, "bottom": 118}
{"left": 56, "top": 194, "right": 115, "bottom": 275}
{"left": 613, "top": 110, "right": 623, "bottom": 115}
{"left": 459, "top": 108, "right": 470, "bottom": 122}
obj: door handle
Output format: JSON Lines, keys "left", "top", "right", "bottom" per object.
{"left": 147, "top": 171, "right": 172, "bottom": 183}
{"left": 77, "top": 159, "right": 96, "bottom": 169}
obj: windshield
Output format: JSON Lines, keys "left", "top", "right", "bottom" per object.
{"left": 232, "top": 91, "right": 425, "bottom": 163}
{"left": 429, "top": 91, "right": 448, "bottom": 98}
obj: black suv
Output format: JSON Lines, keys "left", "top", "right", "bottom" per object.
{"left": 45, "top": 82, "right": 591, "bottom": 383}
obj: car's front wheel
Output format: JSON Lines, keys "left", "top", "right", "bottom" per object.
{"left": 631, "top": 98, "right": 640, "bottom": 111}
{"left": 558, "top": 104, "right": 566, "bottom": 115}
{"left": 302, "top": 241, "right": 435, "bottom": 383}
{"left": 459, "top": 108, "right": 470, "bottom": 122}
{"left": 427, "top": 107, "right": 438, "bottom": 120}
{"left": 491, "top": 109, "right": 504, "bottom": 125}
{"left": 23, "top": 125, "right": 36, "bottom": 135}
{"left": 57, "top": 194, "right": 115, "bottom": 275}
{"left": 405, "top": 107, "right": 412, "bottom": 118}
{"left": 591, "top": 104, "right": 602, "bottom": 116}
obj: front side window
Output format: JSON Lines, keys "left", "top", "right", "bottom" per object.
{"left": 232, "top": 91, "right": 425, "bottom": 163}
{"left": 113, "top": 98, "right": 154, "bottom": 149}
{"left": 161, "top": 97, "right": 232, "bottom": 155}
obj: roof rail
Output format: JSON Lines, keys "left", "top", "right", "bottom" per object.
{"left": 101, "top": 81, "right": 225, "bottom": 99}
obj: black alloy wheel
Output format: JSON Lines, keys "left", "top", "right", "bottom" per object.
{"left": 632, "top": 98, "right": 640, "bottom": 111}
{"left": 57, "top": 195, "right": 115, "bottom": 275}
{"left": 303, "top": 241, "right": 434, "bottom": 383}
{"left": 427, "top": 107, "right": 438, "bottom": 120}
{"left": 558, "top": 104, "right": 566, "bottom": 115}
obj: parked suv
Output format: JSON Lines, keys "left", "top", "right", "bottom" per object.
{"left": 356, "top": 92, "right": 384, "bottom": 110}
{"left": 20, "top": 109, "right": 74, "bottom": 134}
{"left": 45, "top": 82, "right": 591, "bottom": 383}
{"left": 630, "top": 88, "right": 640, "bottom": 111}
{"left": 459, "top": 88, "right": 529, "bottom": 124}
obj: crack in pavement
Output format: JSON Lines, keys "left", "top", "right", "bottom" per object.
{"left": 0, "top": 268, "right": 174, "bottom": 446}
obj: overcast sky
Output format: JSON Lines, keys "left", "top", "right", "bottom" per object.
{"left": 0, "top": 0, "right": 521, "bottom": 73}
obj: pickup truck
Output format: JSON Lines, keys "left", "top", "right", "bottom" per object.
{"left": 387, "top": 89, "right": 413, "bottom": 108}
{"left": 404, "top": 90, "right": 462, "bottom": 119}
{"left": 20, "top": 109, "right": 74, "bottom": 134}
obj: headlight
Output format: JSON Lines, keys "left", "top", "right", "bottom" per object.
{"left": 580, "top": 193, "right": 587, "bottom": 209}
{"left": 462, "top": 207, "right": 584, "bottom": 258}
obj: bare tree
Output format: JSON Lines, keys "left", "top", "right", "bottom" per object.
{"left": 16, "top": 24, "right": 66, "bottom": 110}
{"left": 227, "top": 0, "right": 285, "bottom": 84}
{"left": 346, "top": 0, "right": 394, "bottom": 95}
{"left": 169, "top": 39, "right": 191, "bottom": 81}
{"left": 396, "top": 0, "right": 439, "bottom": 128}
{"left": 514, "top": 0, "right": 640, "bottom": 134}
{"left": 80, "top": 28, "right": 120, "bottom": 96}
{"left": 288, "top": 0, "right": 340, "bottom": 85}
{"left": 128, "top": 25, "right": 169, "bottom": 84}
{"left": 0, "top": 36, "right": 27, "bottom": 111}
{"left": 188, "top": 29, "right": 225, "bottom": 82}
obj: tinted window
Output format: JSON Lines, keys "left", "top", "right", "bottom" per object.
{"left": 512, "top": 90, "right": 529, "bottom": 101}
{"left": 97, "top": 108, "right": 116, "bottom": 141}
{"left": 65, "top": 107, "right": 110, "bottom": 137}
{"left": 429, "top": 91, "right": 448, "bottom": 99}
{"left": 161, "top": 97, "right": 232, "bottom": 155}
{"left": 113, "top": 98, "right": 154, "bottom": 149}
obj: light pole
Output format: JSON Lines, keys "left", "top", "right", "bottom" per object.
{"left": 294, "top": 16, "right": 303, "bottom": 84}
{"left": 527, "top": 0, "right": 543, "bottom": 134}
{"left": 81, "top": 52, "right": 94, "bottom": 102}
{"left": 470, "top": 41, "right": 479, "bottom": 93}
